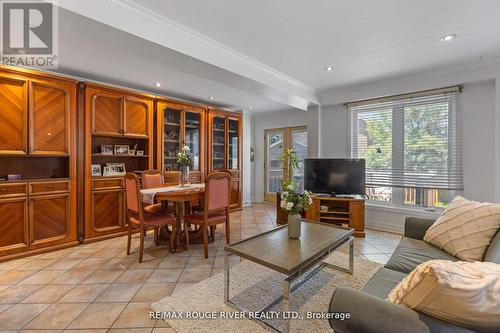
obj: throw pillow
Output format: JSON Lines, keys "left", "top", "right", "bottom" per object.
{"left": 423, "top": 196, "right": 500, "bottom": 261}
{"left": 388, "top": 260, "right": 500, "bottom": 332}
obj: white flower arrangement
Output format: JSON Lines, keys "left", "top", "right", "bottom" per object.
{"left": 280, "top": 189, "right": 313, "bottom": 215}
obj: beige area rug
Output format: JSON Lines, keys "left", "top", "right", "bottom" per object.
{"left": 151, "top": 252, "right": 382, "bottom": 332}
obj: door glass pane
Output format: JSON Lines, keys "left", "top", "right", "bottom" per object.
{"left": 212, "top": 116, "right": 225, "bottom": 170}
{"left": 228, "top": 119, "right": 239, "bottom": 170}
{"left": 185, "top": 111, "right": 201, "bottom": 171}
{"left": 163, "top": 108, "right": 181, "bottom": 171}
{"left": 291, "top": 130, "right": 308, "bottom": 192}
{"left": 266, "top": 131, "right": 284, "bottom": 194}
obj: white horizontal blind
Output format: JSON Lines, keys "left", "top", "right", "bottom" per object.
{"left": 349, "top": 91, "right": 463, "bottom": 190}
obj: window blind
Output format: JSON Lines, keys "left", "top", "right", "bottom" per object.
{"left": 348, "top": 89, "right": 463, "bottom": 190}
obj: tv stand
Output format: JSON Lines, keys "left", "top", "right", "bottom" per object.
{"left": 305, "top": 195, "right": 365, "bottom": 237}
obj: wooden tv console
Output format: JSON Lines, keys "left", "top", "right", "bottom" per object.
{"left": 305, "top": 195, "right": 365, "bottom": 237}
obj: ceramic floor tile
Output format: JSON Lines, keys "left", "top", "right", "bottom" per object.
{"left": 0, "top": 284, "right": 44, "bottom": 303}
{"left": 94, "top": 283, "right": 142, "bottom": 302}
{"left": 178, "top": 268, "right": 211, "bottom": 283}
{"left": 132, "top": 283, "right": 174, "bottom": 302}
{"left": 146, "top": 269, "right": 182, "bottom": 283}
{"left": 0, "top": 303, "right": 49, "bottom": 329}
{"left": 44, "top": 258, "right": 84, "bottom": 271}
{"left": 58, "top": 284, "right": 108, "bottom": 303}
{"left": 24, "top": 303, "right": 88, "bottom": 329}
{"left": 16, "top": 259, "right": 58, "bottom": 271}
{"left": 82, "top": 270, "right": 124, "bottom": 284}
{"left": 112, "top": 302, "right": 157, "bottom": 328}
{"left": 67, "top": 302, "right": 127, "bottom": 329}
{"left": 0, "top": 270, "right": 37, "bottom": 285}
{"left": 171, "top": 283, "right": 196, "bottom": 296}
{"left": 21, "top": 284, "right": 75, "bottom": 304}
{"left": 113, "top": 269, "right": 154, "bottom": 283}
{"left": 18, "top": 270, "right": 66, "bottom": 285}
{"left": 185, "top": 256, "right": 214, "bottom": 268}
{"left": 157, "top": 257, "right": 189, "bottom": 268}
{"left": 72, "top": 258, "right": 109, "bottom": 270}
{"left": 50, "top": 270, "right": 95, "bottom": 285}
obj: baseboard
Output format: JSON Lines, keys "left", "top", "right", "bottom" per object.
{"left": 242, "top": 200, "right": 252, "bottom": 207}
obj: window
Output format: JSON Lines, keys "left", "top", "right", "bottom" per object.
{"left": 348, "top": 88, "right": 462, "bottom": 208}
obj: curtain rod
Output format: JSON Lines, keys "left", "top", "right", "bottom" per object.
{"left": 345, "top": 85, "right": 462, "bottom": 108}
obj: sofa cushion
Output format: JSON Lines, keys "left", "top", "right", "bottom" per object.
{"left": 484, "top": 230, "right": 500, "bottom": 264}
{"left": 385, "top": 237, "right": 457, "bottom": 274}
{"left": 423, "top": 196, "right": 500, "bottom": 262}
{"left": 388, "top": 260, "right": 500, "bottom": 333}
{"left": 362, "top": 267, "right": 408, "bottom": 299}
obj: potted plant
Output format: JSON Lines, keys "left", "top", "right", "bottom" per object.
{"left": 177, "top": 145, "right": 193, "bottom": 186}
{"left": 280, "top": 148, "right": 299, "bottom": 191}
{"left": 280, "top": 189, "right": 312, "bottom": 238}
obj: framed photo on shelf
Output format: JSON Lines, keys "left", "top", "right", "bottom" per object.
{"left": 114, "top": 145, "right": 129, "bottom": 155}
{"left": 102, "top": 166, "right": 113, "bottom": 177}
{"left": 136, "top": 150, "right": 144, "bottom": 156}
{"left": 165, "top": 164, "right": 172, "bottom": 172}
{"left": 128, "top": 149, "right": 136, "bottom": 156}
{"left": 100, "top": 145, "right": 113, "bottom": 155}
{"left": 91, "top": 164, "right": 102, "bottom": 176}
{"left": 115, "top": 163, "right": 126, "bottom": 175}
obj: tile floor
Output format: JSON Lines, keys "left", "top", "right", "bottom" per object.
{"left": 0, "top": 203, "right": 401, "bottom": 332}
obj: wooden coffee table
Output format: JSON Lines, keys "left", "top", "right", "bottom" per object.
{"left": 224, "top": 220, "right": 354, "bottom": 333}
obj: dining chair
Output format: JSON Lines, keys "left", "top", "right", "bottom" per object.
{"left": 184, "top": 172, "right": 231, "bottom": 258}
{"left": 141, "top": 169, "right": 165, "bottom": 213}
{"left": 125, "top": 172, "right": 176, "bottom": 262}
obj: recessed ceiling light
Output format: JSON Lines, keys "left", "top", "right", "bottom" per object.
{"left": 208, "top": 96, "right": 215, "bottom": 100}
{"left": 324, "top": 65, "right": 334, "bottom": 72}
{"left": 440, "top": 34, "right": 457, "bottom": 42}
{"left": 154, "top": 82, "right": 161, "bottom": 87}
{"left": 248, "top": 106, "right": 253, "bottom": 110}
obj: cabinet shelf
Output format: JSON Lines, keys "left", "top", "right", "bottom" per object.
{"left": 92, "top": 154, "right": 149, "bottom": 158}
{"left": 92, "top": 133, "right": 149, "bottom": 140}
{"left": 164, "top": 122, "right": 180, "bottom": 127}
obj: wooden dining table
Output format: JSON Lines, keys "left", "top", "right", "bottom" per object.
{"left": 140, "top": 183, "right": 206, "bottom": 252}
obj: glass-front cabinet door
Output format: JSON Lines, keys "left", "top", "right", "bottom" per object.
{"left": 212, "top": 116, "right": 226, "bottom": 171}
{"left": 184, "top": 111, "right": 201, "bottom": 171}
{"left": 228, "top": 118, "right": 240, "bottom": 170}
{"left": 163, "top": 108, "right": 181, "bottom": 171}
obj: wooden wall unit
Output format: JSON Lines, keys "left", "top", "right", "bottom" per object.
{"left": 0, "top": 66, "right": 78, "bottom": 260}
{"left": 83, "top": 83, "right": 154, "bottom": 242}
{"left": 207, "top": 108, "right": 243, "bottom": 210}
{"left": 305, "top": 196, "right": 365, "bottom": 237}
{"left": 156, "top": 99, "right": 206, "bottom": 184}
{"left": 0, "top": 65, "right": 244, "bottom": 258}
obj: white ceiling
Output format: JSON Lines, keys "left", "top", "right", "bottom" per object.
{"left": 53, "top": 0, "right": 500, "bottom": 112}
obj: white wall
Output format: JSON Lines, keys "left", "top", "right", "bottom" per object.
{"left": 250, "top": 107, "right": 319, "bottom": 202}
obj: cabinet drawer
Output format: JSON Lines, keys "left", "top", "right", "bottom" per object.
{"left": 92, "top": 178, "right": 123, "bottom": 190}
{"left": 29, "top": 181, "right": 69, "bottom": 195}
{"left": 0, "top": 183, "right": 27, "bottom": 198}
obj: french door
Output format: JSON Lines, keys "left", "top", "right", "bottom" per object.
{"left": 264, "top": 126, "right": 307, "bottom": 201}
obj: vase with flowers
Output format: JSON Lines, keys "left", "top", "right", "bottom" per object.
{"left": 177, "top": 145, "right": 193, "bottom": 187}
{"left": 280, "top": 188, "right": 313, "bottom": 239}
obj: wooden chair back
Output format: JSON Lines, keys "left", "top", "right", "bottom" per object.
{"left": 142, "top": 170, "right": 164, "bottom": 189}
{"left": 204, "top": 172, "right": 231, "bottom": 214}
{"left": 124, "top": 172, "right": 144, "bottom": 224}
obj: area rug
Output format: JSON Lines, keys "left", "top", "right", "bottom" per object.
{"left": 151, "top": 252, "right": 382, "bottom": 332}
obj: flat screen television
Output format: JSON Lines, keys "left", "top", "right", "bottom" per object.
{"left": 304, "top": 158, "right": 366, "bottom": 195}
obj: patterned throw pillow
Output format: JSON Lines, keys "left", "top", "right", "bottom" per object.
{"left": 388, "top": 260, "right": 500, "bottom": 332}
{"left": 423, "top": 196, "right": 500, "bottom": 261}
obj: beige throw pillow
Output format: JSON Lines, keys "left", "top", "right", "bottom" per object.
{"left": 424, "top": 196, "right": 500, "bottom": 261}
{"left": 388, "top": 260, "right": 500, "bottom": 332}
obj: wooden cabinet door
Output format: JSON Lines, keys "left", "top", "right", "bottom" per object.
{"left": 123, "top": 98, "right": 149, "bottom": 138}
{"left": 29, "top": 82, "right": 70, "bottom": 155}
{"left": 89, "top": 189, "right": 124, "bottom": 237}
{"left": 29, "top": 194, "right": 71, "bottom": 246}
{"left": 91, "top": 94, "right": 122, "bottom": 136}
{"left": 0, "top": 76, "right": 28, "bottom": 155}
{"left": 0, "top": 198, "right": 29, "bottom": 254}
